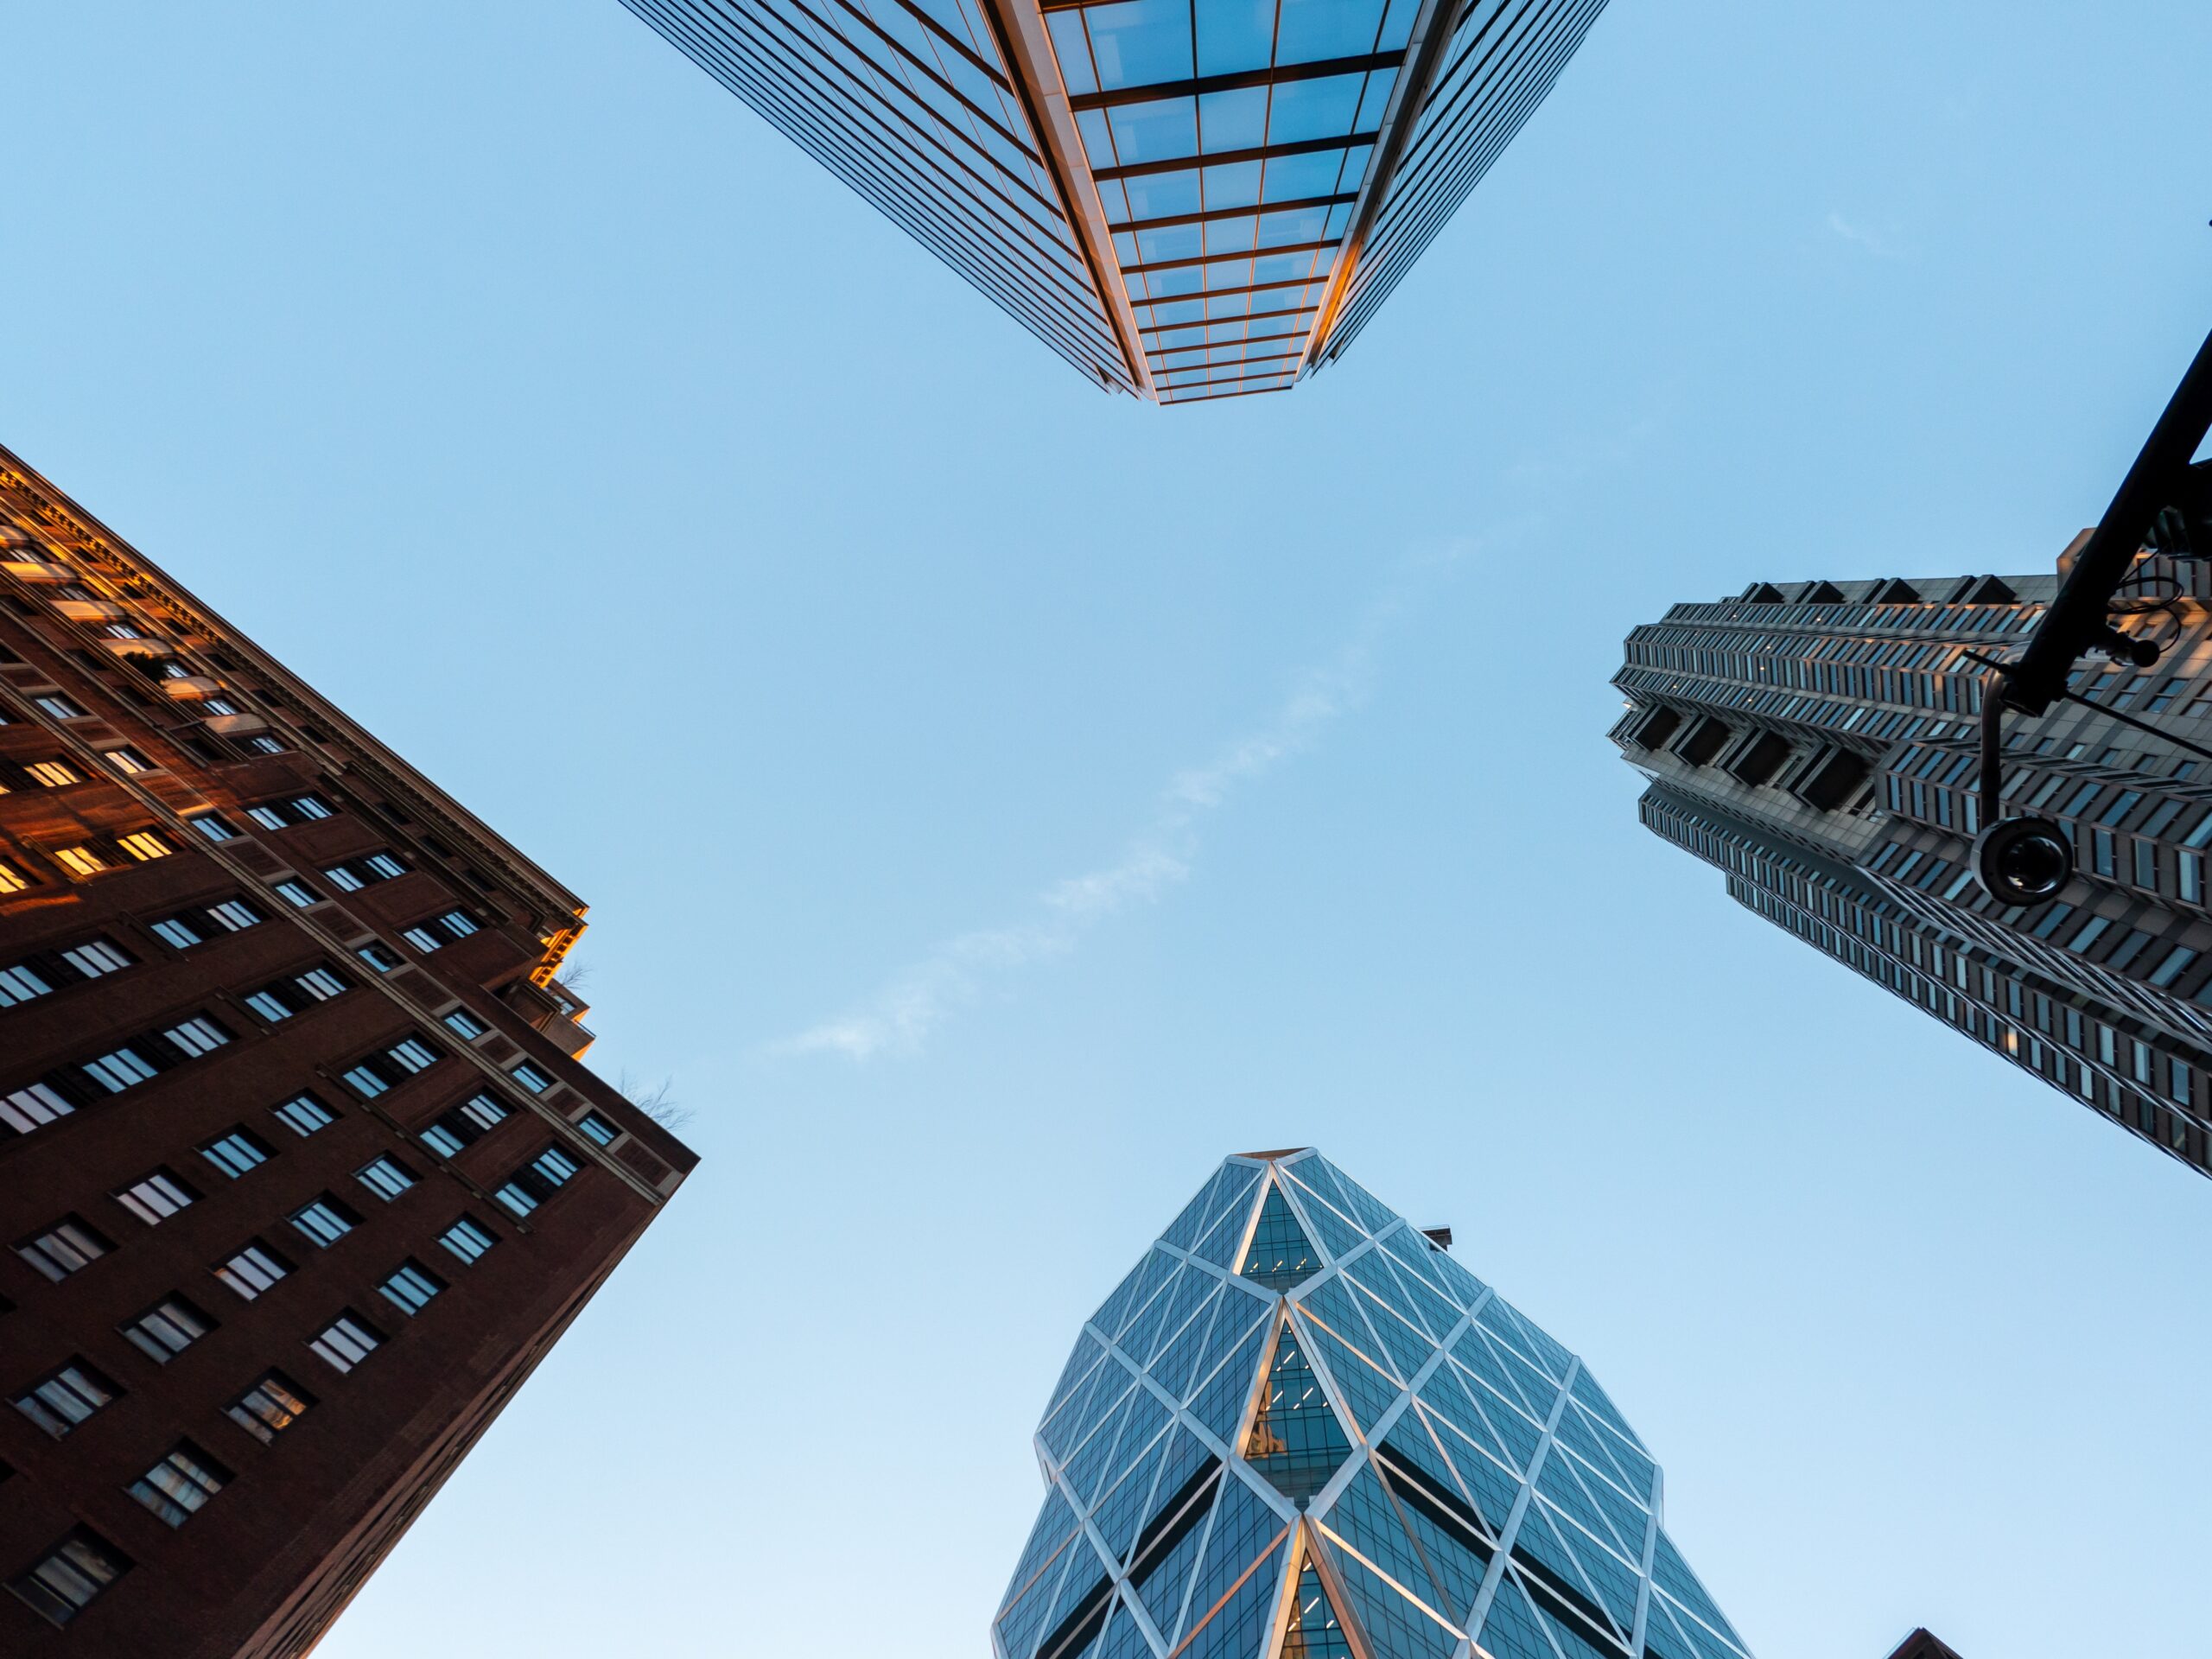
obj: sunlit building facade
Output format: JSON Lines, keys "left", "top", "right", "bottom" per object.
{"left": 0, "top": 446, "right": 697, "bottom": 1655}
{"left": 621, "top": 0, "right": 1610, "bottom": 403}
{"left": 995, "top": 1148, "right": 1754, "bottom": 1659}
{"left": 1615, "top": 553, "right": 2212, "bottom": 1180}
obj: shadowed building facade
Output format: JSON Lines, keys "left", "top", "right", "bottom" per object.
{"left": 1614, "top": 551, "right": 2212, "bottom": 1181}
{"left": 621, "top": 0, "right": 1609, "bottom": 403}
{"left": 0, "top": 447, "right": 697, "bottom": 1655}
{"left": 1881, "top": 1632, "right": 1964, "bottom": 1659}
{"left": 995, "top": 1148, "right": 1754, "bottom": 1659}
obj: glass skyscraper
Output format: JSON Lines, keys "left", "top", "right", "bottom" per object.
{"left": 1616, "top": 552, "right": 2212, "bottom": 1179}
{"left": 620, "top": 0, "right": 1610, "bottom": 403}
{"left": 995, "top": 1149, "right": 1754, "bottom": 1659}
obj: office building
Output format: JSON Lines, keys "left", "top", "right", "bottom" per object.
{"left": 1881, "top": 1632, "right": 1964, "bottom": 1659}
{"left": 0, "top": 445, "right": 697, "bottom": 1655}
{"left": 621, "top": 0, "right": 1610, "bottom": 403}
{"left": 995, "top": 1147, "right": 1753, "bottom": 1659}
{"left": 1615, "top": 550, "right": 2212, "bottom": 1179}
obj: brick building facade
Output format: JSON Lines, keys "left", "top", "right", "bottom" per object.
{"left": 0, "top": 444, "right": 696, "bottom": 1655}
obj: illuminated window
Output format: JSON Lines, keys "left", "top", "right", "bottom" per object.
{"left": 118, "top": 831, "right": 170, "bottom": 862}
{"left": 50, "top": 845, "right": 109, "bottom": 878}
{"left": 0, "top": 856, "right": 29, "bottom": 894}
{"left": 25, "top": 760, "right": 81, "bottom": 786}
{"left": 101, "top": 747, "right": 155, "bottom": 775}
{"left": 226, "top": 1373, "right": 312, "bottom": 1443}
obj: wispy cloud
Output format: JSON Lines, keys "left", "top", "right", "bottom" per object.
{"left": 1825, "top": 211, "right": 1909, "bottom": 260}
{"left": 770, "top": 550, "right": 1465, "bottom": 1062}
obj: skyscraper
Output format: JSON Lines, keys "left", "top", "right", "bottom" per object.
{"left": 1880, "top": 1632, "right": 1965, "bottom": 1659}
{"left": 621, "top": 0, "right": 1610, "bottom": 404}
{"left": 995, "top": 1148, "right": 1754, "bottom": 1659}
{"left": 1614, "top": 550, "right": 2212, "bottom": 1179}
{"left": 0, "top": 445, "right": 697, "bottom": 1655}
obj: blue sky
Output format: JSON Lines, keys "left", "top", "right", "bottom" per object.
{"left": 9, "top": 3, "right": 2212, "bottom": 1656}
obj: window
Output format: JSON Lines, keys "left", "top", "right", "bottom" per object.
{"left": 26, "top": 760, "right": 83, "bottom": 786}
{"left": 15, "top": 1362, "right": 118, "bottom": 1437}
{"left": 418, "top": 1091, "right": 508, "bottom": 1158}
{"left": 290, "top": 795, "right": 333, "bottom": 820}
{"left": 355, "top": 941, "right": 402, "bottom": 972}
{"left": 356, "top": 1156, "right": 416, "bottom": 1202}
{"left": 401, "top": 925, "right": 438, "bottom": 952}
{"left": 378, "top": 1261, "right": 444, "bottom": 1317}
{"left": 117, "top": 830, "right": 171, "bottom": 862}
{"left": 439, "top": 910, "right": 477, "bottom": 937}
{"left": 115, "top": 1169, "right": 199, "bottom": 1226}
{"left": 51, "top": 845, "right": 110, "bottom": 878}
{"left": 272, "top": 878, "right": 318, "bottom": 907}
{"left": 187, "top": 810, "right": 238, "bottom": 842}
{"left": 200, "top": 1128, "right": 272, "bottom": 1180}
{"left": 289, "top": 1196, "right": 359, "bottom": 1249}
{"left": 437, "top": 1216, "right": 497, "bottom": 1264}
{"left": 15, "top": 1217, "right": 111, "bottom": 1282}
{"left": 244, "top": 735, "right": 284, "bottom": 755}
{"left": 1, "top": 1080, "right": 75, "bottom": 1135}
{"left": 442, "top": 1007, "right": 486, "bottom": 1039}
{"left": 8, "top": 1529, "right": 130, "bottom": 1626}
{"left": 165, "top": 1015, "right": 230, "bottom": 1057}
{"left": 151, "top": 898, "right": 264, "bottom": 950}
{"left": 340, "top": 1035, "right": 443, "bottom": 1097}
{"left": 0, "top": 855, "right": 28, "bottom": 894}
{"left": 227, "top": 1372, "right": 313, "bottom": 1443}
{"left": 60, "top": 938, "right": 130, "bottom": 978}
{"left": 128, "top": 1443, "right": 229, "bottom": 1527}
{"left": 214, "top": 1242, "right": 291, "bottom": 1300}
{"left": 102, "top": 747, "right": 155, "bottom": 775}
{"left": 495, "top": 1144, "right": 581, "bottom": 1217}
{"left": 365, "top": 852, "right": 404, "bottom": 878}
{"left": 308, "top": 1312, "right": 384, "bottom": 1373}
{"left": 0, "top": 938, "right": 120, "bottom": 1008}
{"left": 575, "top": 1112, "right": 617, "bottom": 1146}
{"left": 322, "top": 863, "right": 365, "bottom": 893}
{"left": 121, "top": 1297, "right": 214, "bottom": 1363}
{"left": 271, "top": 1092, "right": 335, "bottom": 1136}
{"left": 243, "top": 966, "right": 347, "bottom": 1023}
{"left": 33, "top": 693, "right": 87, "bottom": 719}
{"left": 2151, "top": 946, "right": 2199, "bottom": 989}
{"left": 510, "top": 1062, "right": 552, "bottom": 1095}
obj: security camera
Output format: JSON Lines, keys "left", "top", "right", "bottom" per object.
{"left": 1971, "top": 816, "right": 2072, "bottom": 908}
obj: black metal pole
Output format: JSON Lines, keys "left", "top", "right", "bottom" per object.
{"left": 2002, "top": 324, "right": 2212, "bottom": 715}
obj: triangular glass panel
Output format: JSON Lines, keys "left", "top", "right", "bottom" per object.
{"left": 1179, "top": 1471, "right": 1285, "bottom": 1642}
{"left": 1131, "top": 1471, "right": 1220, "bottom": 1643}
{"left": 1378, "top": 1414, "right": 1474, "bottom": 1526}
{"left": 1534, "top": 1455, "right": 1628, "bottom": 1567}
{"left": 1375, "top": 1462, "right": 1488, "bottom": 1629}
{"left": 1301, "top": 1279, "right": 1391, "bottom": 1377}
{"left": 1471, "top": 1572, "right": 1558, "bottom": 1659}
{"left": 1568, "top": 1368, "right": 1643, "bottom": 1451}
{"left": 1551, "top": 1403, "right": 1640, "bottom": 1506}
{"left": 1119, "top": 1268, "right": 1186, "bottom": 1366}
{"left": 1190, "top": 1319, "right": 1270, "bottom": 1444}
{"left": 1046, "top": 1332, "right": 1109, "bottom": 1418}
{"left": 1507, "top": 1503, "right": 1606, "bottom": 1635}
{"left": 1311, "top": 1158, "right": 1399, "bottom": 1236}
{"left": 1192, "top": 1171, "right": 1263, "bottom": 1269}
{"left": 1240, "top": 1185, "right": 1322, "bottom": 1291}
{"left": 1560, "top": 1450, "right": 1649, "bottom": 1565}
{"left": 1094, "top": 1428, "right": 1173, "bottom": 1566}
{"left": 1154, "top": 1287, "right": 1225, "bottom": 1402}
{"left": 1651, "top": 1532, "right": 1748, "bottom": 1654}
{"left": 1315, "top": 1535, "right": 1459, "bottom": 1659}
{"left": 1345, "top": 1277, "right": 1436, "bottom": 1384}
{"left": 1413, "top": 1361, "right": 1509, "bottom": 1471}
{"left": 1035, "top": 1535, "right": 1118, "bottom": 1659}
{"left": 1294, "top": 1313, "right": 1401, "bottom": 1438}
{"left": 1095, "top": 1600, "right": 1154, "bottom": 1659}
{"left": 1374, "top": 1236, "right": 1467, "bottom": 1338}
{"left": 1165, "top": 1166, "right": 1240, "bottom": 1250}
{"left": 1094, "top": 1249, "right": 1172, "bottom": 1340}
{"left": 1433, "top": 1432, "right": 1524, "bottom": 1541}
{"left": 1181, "top": 1534, "right": 1287, "bottom": 1659}
{"left": 1141, "top": 1268, "right": 1214, "bottom": 1367}
{"left": 999, "top": 1536, "right": 1083, "bottom": 1659}
{"left": 1427, "top": 1249, "right": 1489, "bottom": 1312}
{"left": 1278, "top": 1555, "right": 1355, "bottom": 1659}
{"left": 1285, "top": 1175, "right": 1367, "bottom": 1260}
{"left": 1533, "top": 1597, "right": 1624, "bottom": 1659}
{"left": 1319, "top": 1467, "right": 1438, "bottom": 1622}
{"left": 1243, "top": 1319, "right": 1354, "bottom": 1502}
{"left": 1002, "top": 1485, "right": 1081, "bottom": 1614}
